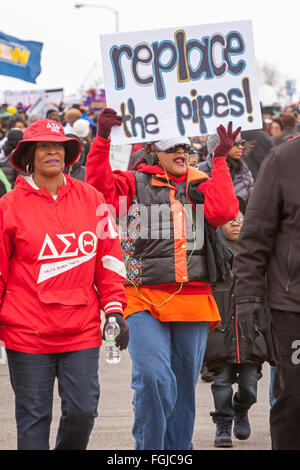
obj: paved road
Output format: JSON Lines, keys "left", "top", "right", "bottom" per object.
{"left": 0, "top": 347, "right": 272, "bottom": 451}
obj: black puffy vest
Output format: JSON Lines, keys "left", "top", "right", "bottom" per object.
{"left": 120, "top": 171, "right": 209, "bottom": 286}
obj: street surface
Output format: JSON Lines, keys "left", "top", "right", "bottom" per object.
{"left": 0, "top": 348, "right": 272, "bottom": 451}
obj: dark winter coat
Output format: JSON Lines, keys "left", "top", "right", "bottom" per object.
{"left": 0, "top": 155, "right": 24, "bottom": 188}
{"left": 273, "top": 127, "right": 300, "bottom": 146}
{"left": 198, "top": 154, "right": 254, "bottom": 203}
{"left": 233, "top": 136, "right": 300, "bottom": 313}
{"left": 205, "top": 231, "right": 273, "bottom": 371}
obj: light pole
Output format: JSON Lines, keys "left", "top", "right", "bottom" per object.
{"left": 74, "top": 3, "right": 119, "bottom": 32}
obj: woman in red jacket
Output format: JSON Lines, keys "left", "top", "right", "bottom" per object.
{"left": 85, "top": 109, "right": 240, "bottom": 450}
{"left": 0, "top": 118, "right": 129, "bottom": 450}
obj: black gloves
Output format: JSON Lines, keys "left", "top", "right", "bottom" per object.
{"left": 103, "top": 312, "right": 129, "bottom": 350}
{"left": 235, "top": 297, "right": 264, "bottom": 359}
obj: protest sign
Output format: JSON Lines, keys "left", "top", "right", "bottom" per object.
{"left": 0, "top": 31, "right": 43, "bottom": 84}
{"left": 84, "top": 89, "right": 106, "bottom": 112}
{"left": 100, "top": 20, "right": 262, "bottom": 144}
{"left": 109, "top": 144, "right": 132, "bottom": 171}
{"left": 3, "top": 88, "right": 63, "bottom": 108}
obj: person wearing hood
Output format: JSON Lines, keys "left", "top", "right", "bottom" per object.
{"left": 0, "top": 128, "right": 24, "bottom": 188}
{"left": 64, "top": 132, "right": 86, "bottom": 182}
{"left": 204, "top": 197, "right": 273, "bottom": 447}
{"left": 85, "top": 108, "right": 239, "bottom": 450}
{"left": 0, "top": 115, "right": 26, "bottom": 163}
{"left": 0, "top": 118, "right": 128, "bottom": 450}
{"left": 72, "top": 118, "right": 93, "bottom": 165}
{"left": 198, "top": 131, "right": 254, "bottom": 203}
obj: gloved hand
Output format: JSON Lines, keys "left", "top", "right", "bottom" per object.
{"left": 235, "top": 298, "right": 264, "bottom": 359}
{"left": 103, "top": 312, "right": 129, "bottom": 350}
{"left": 213, "top": 121, "right": 241, "bottom": 158}
{"left": 97, "top": 108, "right": 122, "bottom": 139}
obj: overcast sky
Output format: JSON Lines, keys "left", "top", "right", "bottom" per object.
{"left": 0, "top": 0, "right": 299, "bottom": 102}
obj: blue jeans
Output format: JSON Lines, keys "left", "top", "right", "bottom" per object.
{"left": 127, "top": 311, "right": 209, "bottom": 450}
{"left": 210, "top": 363, "right": 262, "bottom": 423}
{"left": 6, "top": 347, "right": 100, "bottom": 450}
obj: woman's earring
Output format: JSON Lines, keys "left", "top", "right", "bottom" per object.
{"left": 26, "top": 163, "right": 33, "bottom": 174}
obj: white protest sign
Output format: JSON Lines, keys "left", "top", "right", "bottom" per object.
{"left": 100, "top": 20, "right": 262, "bottom": 145}
{"left": 109, "top": 144, "right": 132, "bottom": 171}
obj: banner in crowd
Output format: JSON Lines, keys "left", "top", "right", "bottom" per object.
{"left": 84, "top": 89, "right": 106, "bottom": 112}
{"left": 0, "top": 31, "right": 43, "bottom": 84}
{"left": 3, "top": 88, "right": 63, "bottom": 108}
{"left": 100, "top": 20, "right": 262, "bottom": 144}
{"left": 26, "top": 97, "right": 59, "bottom": 119}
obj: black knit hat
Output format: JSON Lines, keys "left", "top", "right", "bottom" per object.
{"left": 3, "top": 128, "right": 24, "bottom": 157}
{"left": 237, "top": 196, "right": 247, "bottom": 215}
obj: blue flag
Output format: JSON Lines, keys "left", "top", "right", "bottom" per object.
{"left": 0, "top": 31, "right": 43, "bottom": 83}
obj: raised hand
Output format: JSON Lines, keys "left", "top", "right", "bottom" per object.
{"left": 213, "top": 121, "right": 242, "bottom": 158}
{"left": 97, "top": 108, "right": 122, "bottom": 139}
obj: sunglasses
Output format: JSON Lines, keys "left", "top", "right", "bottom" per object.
{"left": 233, "top": 139, "right": 246, "bottom": 148}
{"left": 227, "top": 217, "right": 244, "bottom": 224}
{"left": 155, "top": 144, "right": 191, "bottom": 154}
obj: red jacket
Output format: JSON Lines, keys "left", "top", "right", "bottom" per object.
{"left": 0, "top": 174, "right": 127, "bottom": 353}
{"left": 85, "top": 137, "right": 238, "bottom": 291}
{"left": 86, "top": 136, "right": 238, "bottom": 228}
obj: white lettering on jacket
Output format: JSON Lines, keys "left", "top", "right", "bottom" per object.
{"left": 37, "top": 232, "right": 98, "bottom": 284}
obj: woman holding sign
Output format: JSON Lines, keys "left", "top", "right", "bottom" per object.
{"left": 85, "top": 108, "right": 239, "bottom": 450}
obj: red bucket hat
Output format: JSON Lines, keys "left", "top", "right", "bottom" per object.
{"left": 10, "top": 119, "right": 81, "bottom": 172}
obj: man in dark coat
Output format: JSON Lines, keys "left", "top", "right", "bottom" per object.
{"left": 233, "top": 136, "right": 300, "bottom": 450}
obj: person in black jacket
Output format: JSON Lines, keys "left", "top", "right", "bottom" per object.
{"left": 205, "top": 197, "right": 272, "bottom": 448}
{"left": 233, "top": 136, "right": 300, "bottom": 450}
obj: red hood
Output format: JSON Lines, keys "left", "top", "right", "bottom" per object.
{"left": 136, "top": 162, "right": 188, "bottom": 185}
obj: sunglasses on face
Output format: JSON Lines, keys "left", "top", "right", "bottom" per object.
{"left": 233, "top": 139, "right": 246, "bottom": 148}
{"left": 156, "top": 144, "right": 191, "bottom": 154}
{"left": 227, "top": 217, "right": 244, "bottom": 224}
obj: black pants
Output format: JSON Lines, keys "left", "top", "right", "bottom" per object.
{"left": 270, "top": 310, "right": 300, "bottom": 450}
{"left": 6, "top": 347, "right": 100, "bottom": 450}
{"left": 210, "top": 363, "right": 262, "bottom": 423}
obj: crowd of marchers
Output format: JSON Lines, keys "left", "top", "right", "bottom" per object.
{"left": 0, "top": 97, "right": 300, "bottom": 451}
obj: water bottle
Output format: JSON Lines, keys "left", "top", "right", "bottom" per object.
{"left": 105, "top": 316, "right": 121, "bottom": 364}
{"left": 0, "top": 341, "right": 7, "bottom": 365}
